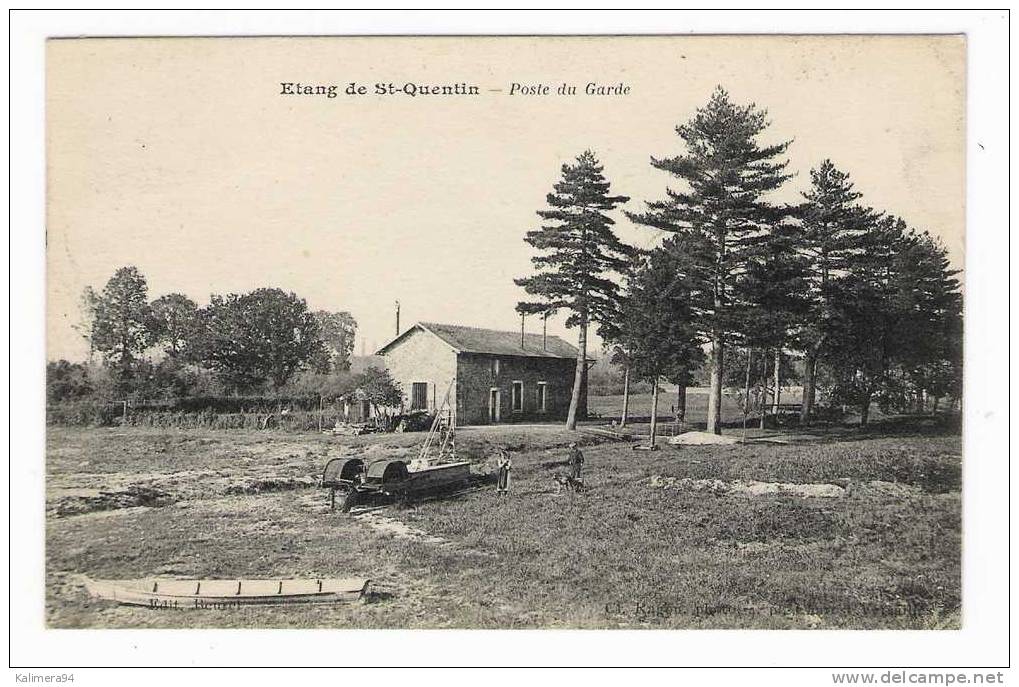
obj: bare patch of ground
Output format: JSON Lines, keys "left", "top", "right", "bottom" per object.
{"left": 649, "top": 475, "right": 846, "bottom": 498}
{"left": 47, "top": 462, "right": 324, "bottom": 517}
{"left": 49, "top": 486, "right": 176, "bottom": 517}
{"left": 845, "top": 480, "right": 924, "bottom": 499}
{"left": 669, "top": 431, "right": 742, "bottom": 446}
{"left": 353, "top": 512, "right": 447, "bottom": 544}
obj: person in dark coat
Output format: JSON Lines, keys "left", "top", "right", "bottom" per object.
{"left": 567, "top": 442, "right": 584, "bottom": 483}
{"left": 496, "top": 450, "right": 512, "bottom": 495}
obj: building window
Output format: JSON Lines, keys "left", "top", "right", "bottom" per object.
{"left": 536, "top": 382, "right": 547, "bottom": 413}
{"left": 491, "top": 358, "right": 500, "bottom": 377}
{"left": 411, "top": 382, "right": 428, "bottom": 410}
{"left": 512, "top": 381, "right": 523, "bottom": 412}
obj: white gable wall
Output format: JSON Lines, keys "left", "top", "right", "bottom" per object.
{"left": 381, "top": 327, "right": 459, "bottom": 417}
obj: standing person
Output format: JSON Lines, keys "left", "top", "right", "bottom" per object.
{"left": 496, "top": 450, "right": 512, "bottom": 495}
{"left": 567, "top": 442, "right": 585, "bottom": 487}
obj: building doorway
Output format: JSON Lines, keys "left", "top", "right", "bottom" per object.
{"left": 489, "top": 388, "right": 501, "bottom": 423}
{"left": 411, "top": 382, "right": 428, "bottom": 411}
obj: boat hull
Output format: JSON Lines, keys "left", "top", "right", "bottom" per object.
{"left": 401, "top": 461, "right": 472, "bottom": 492}
{"left": 83, "top": 577, "right": 370, "bottom": 609}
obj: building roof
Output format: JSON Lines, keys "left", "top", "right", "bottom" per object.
{"left": 376, "top": 322, "right": 580, "bottom": 360}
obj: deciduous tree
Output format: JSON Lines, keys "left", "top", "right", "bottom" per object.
{"left": 355, "top": 366, "right": 403, "bottom": 411}
{"left": 193, "top": 288, "right": 325, "bottom": 392}
{"left": 150, "top": 293, "right": 199, "bottom": 360}
{"left": 311, "top": 310, "right": 358, "bottom": 372}
{"left": 87, "top": 266, "right": 156, "bottom": 374}
{"left": 46, "top": 360, "right": 93, "bottom": 403}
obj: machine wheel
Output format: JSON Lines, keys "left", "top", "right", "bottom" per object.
{"left": 341, "top": 490, "right": 361, "bottom": 513}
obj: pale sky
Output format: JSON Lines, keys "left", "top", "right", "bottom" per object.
{"left": 46, "top": 35, "right": 965, "bottom": 362}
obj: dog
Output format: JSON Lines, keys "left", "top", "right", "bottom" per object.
{"left": 552, "top": 473, "right": 585, "bottom": 494}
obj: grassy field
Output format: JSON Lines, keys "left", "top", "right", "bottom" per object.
{"left": 46, "top": 418, "right": 961, "bottom": 629}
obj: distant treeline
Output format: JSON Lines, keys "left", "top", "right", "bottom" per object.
{"left": 46, "top": 268, "right": 406, "bottom": 426}
{"left": 65, "top": 268, "right": 362, "bottom": 398}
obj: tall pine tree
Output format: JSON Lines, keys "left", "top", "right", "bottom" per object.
{"left": 821, "top": 215, "right": 900, "bottom": 425}
{"left": 899, "top": 232, "right": 963, "bottom": 411}
{"left": 515, "top": 150, "right": 631, "bottom": 430}
{"left": 735, "top": 220, "right": 810, "bottom": 424}
{"left": 620, "top": 240, "right": 703, "bottom": 437}
{"left": 598, "top": 253, "right": 642, "bottom": 427}
{"left": 629, "top": 87, "right": 793, "bottom": 434}
{"left": 797, "top": 159, "right": 878, "bottom": 423}
{"left": 881, "top": 226, "right": 962, "bottom": 415}
{"left": 823, "top": 217, "right": 963, "bottom": 424}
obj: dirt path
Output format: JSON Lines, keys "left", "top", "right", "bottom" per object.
{"left": 352, "top": 511, "right": 447, "bottom": 544}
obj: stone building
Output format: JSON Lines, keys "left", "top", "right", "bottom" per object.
{"left": 376, "top": 322, "right": 585, "bottom": 425}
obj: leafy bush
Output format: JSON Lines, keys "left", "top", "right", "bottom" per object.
{"left": 394, "top": 410, "right": 435, "bottom": 432}
{"left": 46, "top": 399, "right": 122, "bottom": 427}
{"left": 46, "top": 360, "right": 93, "bottom": 403}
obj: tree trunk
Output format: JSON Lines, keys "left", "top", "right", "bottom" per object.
{"left": 860, "top": 391, "right": 872, "bottom": 427}
{"left": 706, "top": 334, "right": 724, "bottom": 435}
{"left": 742, "top": 348, "right": 752, "bottom": 441}
{"left": 772, "top": 348, "right": 782, "bottom": 414}
{"left": 759, "top": 373, "right": 767, "bottom": 430}
{"left": 800, "top": 351, "right": 816, "bottom": 425}
{"left": 620, "top": 365, "right": 630, "bottom": 428}
{"left": 649, "top": 377, "right": 659, "bottom": 449}
{"left": 566, "top": 319, "right": 587, "bottom": 431}
{"left": 675, "top": 375, "right": 687, "bottom": 425}
{"left": 579, "top": 352, "right": 589, "bottom": 421}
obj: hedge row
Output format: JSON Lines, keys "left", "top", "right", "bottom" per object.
{"left": 120, "top": 410, "right": 343, "bottom": 431}
{"left": 45, "top": 401, "right": 436, "bottom": 433}
{"left": 125, "top": 395, "right": 330, "bottom": 413}
{"left": 47, "top": 400, "right": 123, "bottom": 427}
{"left": 46, "top": 400, "right": 344, "bottom": 430}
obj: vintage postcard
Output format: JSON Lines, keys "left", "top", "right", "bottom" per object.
{"left": 44, "top": 34, "right": 966, "bottom": 633}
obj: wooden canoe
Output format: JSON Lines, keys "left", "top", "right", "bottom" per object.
{"left": 83, "top": 577, "right": 370, "bottom": 609}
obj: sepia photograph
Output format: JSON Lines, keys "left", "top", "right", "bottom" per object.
{"left": 42, "top": 33, "right": 968, "bottom": 632}
{"left": 9, "top": 10, "right": 1011, "bottom": 676}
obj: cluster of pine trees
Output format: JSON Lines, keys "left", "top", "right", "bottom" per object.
{"left": 516, "top": 87, "right": 962, "bottom": 433}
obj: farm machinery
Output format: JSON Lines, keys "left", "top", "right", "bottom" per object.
{"left": 321, "top": 378, "right": 473, "bottom": 512}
